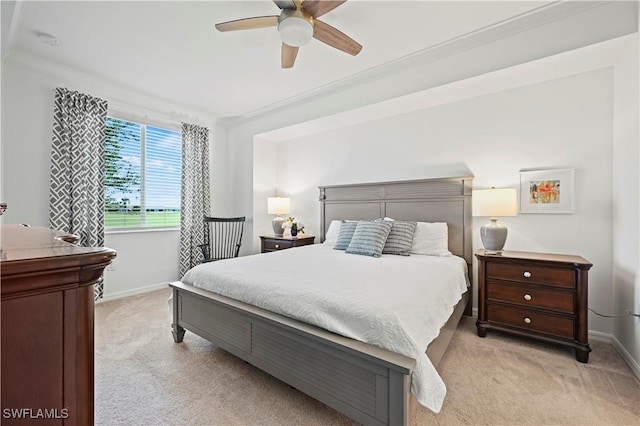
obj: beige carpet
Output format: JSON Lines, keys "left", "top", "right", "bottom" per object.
{"left": 95, "top": 288, "right": 640, "bottom": 425}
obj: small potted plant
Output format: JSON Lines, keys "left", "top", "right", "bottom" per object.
{"left": 283, "top": 217, "right": 304, "bottom": 237}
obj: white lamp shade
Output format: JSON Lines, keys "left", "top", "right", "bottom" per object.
{"left": 473, "top": 188, "right": 517, "bottom": 217}
{"left": 267, "top": 197, "right": 290, "bottom": 215}
{"left": 278, "top": 15, "right": 313, "bottom": 47}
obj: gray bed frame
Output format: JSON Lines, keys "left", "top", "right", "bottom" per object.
{"left": 170, "top": 176, "right": 473, "bottom": 426}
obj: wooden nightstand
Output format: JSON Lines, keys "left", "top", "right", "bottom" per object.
{"left": 260, "top": 235, "right": 315, "bottom": 253}
{"left": 476, "top": 249, "right": 593, "bottom": 362}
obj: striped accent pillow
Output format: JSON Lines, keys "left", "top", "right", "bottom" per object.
{"left": 345, "top": 221, "right": 393, "bottom": 257}
{"left": 333, "top": 221, "right": 358, "bottom": 250}
{"left": 382, "top": 221, "right": 417, "bottom": 256}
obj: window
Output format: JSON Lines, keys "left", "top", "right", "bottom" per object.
{"left": 105, "top": 116, "right": 182, "bottom": 229}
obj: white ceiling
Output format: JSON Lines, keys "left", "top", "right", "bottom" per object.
{"left": 3, "top": 1, "right": 555, "bottom": 118}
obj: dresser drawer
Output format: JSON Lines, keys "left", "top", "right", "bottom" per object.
{"left": 262, "top": 239, "right": 294, "bottom": 251}
{"left": 488, "top": 303, "right": 574, "bottom": 339}
{"left": 488, "top": 281, "right": 574, "bottom": 313}
{"left": 486, "top": 262, "right": 575, "bottom": 288}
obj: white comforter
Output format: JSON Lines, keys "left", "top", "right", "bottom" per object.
{"left": 181, "top": 244, "right": 468, "bottom": 413}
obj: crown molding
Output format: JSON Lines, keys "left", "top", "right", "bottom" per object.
{"left": 1, "top": 0, "right": 25, "bottom": 60}
{"left": 4, "top": 50, "right": 216, "bottom": 127}
{"left": 224, "top": 1, "right": 633, "bottom": 126}
{"left": 257, "top": 33, "right": 632, "bottom": 143}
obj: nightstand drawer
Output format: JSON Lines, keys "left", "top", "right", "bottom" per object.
{"left": 488, "top": 304, "right": 575, "bottom": 339}
{"left": 262, "top": 239, "right": 294, "bottom": 251}
{"left": 477, "top": 250, "right": 592, "bottom": 362}
{"left": 487, "top": 262, "right": 575, "bottom": 288}
{"left": 488, "top": 281, "right": 574, "bottom": 313}
{"left": 260, "top": 235, "right": 315, "bottom": 254}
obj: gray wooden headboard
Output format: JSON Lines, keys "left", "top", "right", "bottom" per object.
{"left": 318, "top": 177, "right": 473, "bottom": 267}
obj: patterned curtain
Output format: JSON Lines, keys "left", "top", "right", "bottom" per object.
{"left": 48, "top": 87, "right": 108, "bottom": 299}
{"left": 179, "top": 122, "right": 211, "bottom": 277}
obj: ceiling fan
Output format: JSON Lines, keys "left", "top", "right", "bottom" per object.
{"left": 215, "top": 0, "right": 362, "bottom": 69}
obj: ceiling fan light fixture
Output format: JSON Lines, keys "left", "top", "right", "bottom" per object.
{"left": 278, "top": 10, "right": 313, "bottom": 47}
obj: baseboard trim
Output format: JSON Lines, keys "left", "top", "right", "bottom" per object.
{"left": 97, "top": 282, "right": 170, "bottom": 304}
{"left": 466, "top": 314, "right": 639, "bottom": 380}
{"left": 588, "top": 329, "right": 613, "bottom": 343}
{"left": 589, "top": 330, "right": 640, "bottom": 380}
{"left": 611, "top": 335, "right": 640, "bottom": 380}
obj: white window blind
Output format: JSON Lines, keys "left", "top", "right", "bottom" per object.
{"left": 105, "top": 117, "right": 182, "bottom": 229}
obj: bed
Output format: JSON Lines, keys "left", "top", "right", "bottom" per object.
{"left": 170, "top": 176, "right": 473, "bottom": 426}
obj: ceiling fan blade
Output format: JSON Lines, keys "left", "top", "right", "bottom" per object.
{"left": 313, "top": 19, "right": 361, "bottom": 56}
{"left": 281, "top": 43, "right": 299, "bottom": 68}
{"left": 273, "top": 0, "right": 296, "bottom": 10}
{"left": 302, "top": 1, "right": 346, "bottom": 18}
{"left": 215, "top": 16, "right": 279, "bottom": 32}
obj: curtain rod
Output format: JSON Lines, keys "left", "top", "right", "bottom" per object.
{"left": 52, "top": 89, "right": 209, "bottom": 128}
{"left": 108, "top": 103, "right": 185, "bottom": 127}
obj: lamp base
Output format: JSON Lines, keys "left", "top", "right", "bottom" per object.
{"left": 272, "top": 216, "right": 285, "bottom": 237}
{"left": 480, "top": 218, "right": 508, "bottom": 253}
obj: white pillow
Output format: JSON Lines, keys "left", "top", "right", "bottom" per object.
{"left": 323, "top": 220, "right": 342, "bottom": 246}
{"left": 411, "top": 222, "right": 452, "bottom": 256}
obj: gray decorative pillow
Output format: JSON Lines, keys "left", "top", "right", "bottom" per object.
{"left": 345, "top": 221, "right": 393, "bottom": 257}
{"left": 383, "top": 221, "right": 417, "bottom": 256}
{"left": 333, "top": 221, "right": 358, "bottom": 250}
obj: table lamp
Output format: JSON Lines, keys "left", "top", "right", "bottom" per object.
{"left": 472, "top": 188, "right": 517, "bottom": 253}
{"left": 267, "top": 197, "right": 290, "bottom": 237}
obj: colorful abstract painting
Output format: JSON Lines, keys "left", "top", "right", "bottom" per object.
{"left": 529, "top": 180, "right": 560, "bottom": 204}
{"left": 520, "top": 169, "right": 574, "bottom": 214}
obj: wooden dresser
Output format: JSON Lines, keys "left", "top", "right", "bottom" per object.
{"left": 476, "top": 249, "right": 592, "bottom": 362}
{"left": 1, "top": 224, "right": 116, "bottom": 424}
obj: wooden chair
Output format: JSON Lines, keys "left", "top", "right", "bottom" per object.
{"left": 199, "top": 216, "right": 245, "bottom": 263}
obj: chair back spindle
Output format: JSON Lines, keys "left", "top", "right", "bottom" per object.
{"left": 200, "top": 216, "right": 245, "bottom": 262}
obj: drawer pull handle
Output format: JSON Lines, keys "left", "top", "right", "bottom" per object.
{"left": 523, "top": 294, "right": 532, "bottom": 301}
{"left": 275, "top": 244, "right": 280, "bottom": 249}
{"left": 524, "top": 317, "right": 532, "bottom": 324}
{"left": 523, "top": 271, "right": 532, "bottom": 278}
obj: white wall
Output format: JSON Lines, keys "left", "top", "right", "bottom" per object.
{"left": 102, "top": 229, "right": 181, "bottom": 297}
{"left": 252, "top": 137, "right": 278, "bottom": 250}
{"left": 1, "top": 54, "right": 215, "bottom": 299}
{"left": 613, "top": 36, "right": 640, "bottom": 372}
{"left": 257, "top": 69, "right": 615, "bottom": 334}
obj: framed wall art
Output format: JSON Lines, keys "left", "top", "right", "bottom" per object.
{"left": 519, "top": 168, "right": 574, "bottom": 214}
